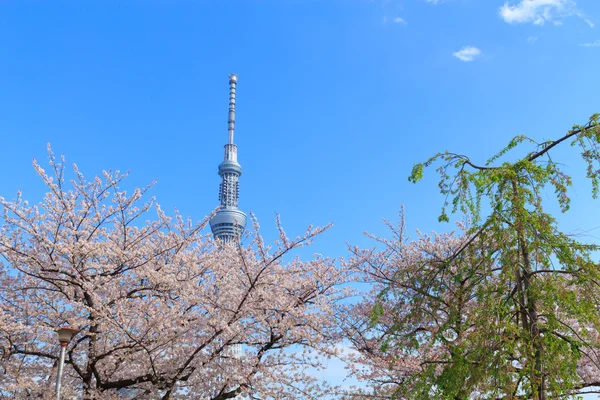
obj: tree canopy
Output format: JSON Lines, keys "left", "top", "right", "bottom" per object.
{"left": 0, "top": 149, "right": 348, "bottom": 399}
{"left": 346, "top": 114, "right": 600, "bottom": 399}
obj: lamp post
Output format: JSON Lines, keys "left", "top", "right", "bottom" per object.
{"left": 55, "top": 327, "right": 79, "bottom": 400}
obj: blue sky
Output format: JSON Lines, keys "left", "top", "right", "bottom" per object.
{"left": 1, "top": 0, "right": 599, "bottom": 254}
{"left": 1, "top": 0, "right": 600, "bottom": 395}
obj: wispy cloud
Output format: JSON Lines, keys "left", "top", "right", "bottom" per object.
{"left": 452, "top": 46, "right": 482, "bottom": 62}
{"left": 527, "top": 36, "right": 539, "bottom": 43}
{"left": 580, "top": 40, "right": 600, "bottom": 47}
{"left": 583, "top": 17, "right": 595, "bottom": 28}
{"left": 383, "top": 16, "right": 406, "bottom": 25}
{"left": 499, "top": 0, "right": 592, "bottom": 27}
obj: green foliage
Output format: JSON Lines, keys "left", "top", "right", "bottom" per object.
{"left": 409, "top": 163, "right": 424, "bottom": 184}
{"left": 370, "top": 302, "right": 385, "bottom": 328}
{"left": 409, "top": 114, "right": 600, "bottom": 227}
{"left": 397, "top": 114, "right": 600, "bottom": 399}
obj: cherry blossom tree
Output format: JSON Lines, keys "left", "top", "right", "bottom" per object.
{"left": 343, "top": 115, "right": 600, "bottom": 399}
{"left": 340, "top": 214, "right": 499, "bottom": 399}
{"left": 0, "top": 148, "right": 348, "bottom": 399}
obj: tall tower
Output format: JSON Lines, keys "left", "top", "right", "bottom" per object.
{"left": 209, "top": 74, "right": 247, "bottom": 244}
{"left": 210, "top": 74, "right": 246, "bottom": 364}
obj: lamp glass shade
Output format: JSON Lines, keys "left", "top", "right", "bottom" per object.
{"left": 56, "top": 327, "right": 79, "bottom": 343}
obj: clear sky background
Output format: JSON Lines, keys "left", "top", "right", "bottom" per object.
{"left": 1, "top": 0, "right": 600, "bottom": 395}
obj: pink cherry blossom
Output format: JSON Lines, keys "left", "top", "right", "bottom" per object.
{"left": 0, "top": 148, "right": 349, "bottom": 399}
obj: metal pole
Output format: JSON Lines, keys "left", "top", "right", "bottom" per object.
{"left": 55, "top": 343, "right": 66, "bottom": 400}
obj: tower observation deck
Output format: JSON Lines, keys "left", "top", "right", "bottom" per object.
{"left": 209, "top": 74, "right": 247, "bottom": 244}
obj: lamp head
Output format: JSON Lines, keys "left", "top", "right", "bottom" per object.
{"left": 56, "top": 327, "right": 79, "bottom": 345}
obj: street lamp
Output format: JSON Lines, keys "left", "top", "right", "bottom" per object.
{"left": 55, "top": 327, "right": 79, "bottom": 400}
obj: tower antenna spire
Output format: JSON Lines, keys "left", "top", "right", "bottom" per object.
{"left": 228, "top": 74, "right": 237, "bottom": 145}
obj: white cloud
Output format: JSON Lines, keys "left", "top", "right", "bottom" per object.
{"left": 527, "top": 35, "right": 539, "bottom": 42}
{"left": 383, "top": 16, "right": 406, "bottom": 25}
{"left": 499, "top": 0, "right": 592, "bottom": 27}
{"left": 583, "top": 16, "right": 595, "bottom": 28}
{"left": 452, "top": 46, "right": 482, "bottom": 62}
{"left": 580, "top": 40, "right": 600, "bottom": 47}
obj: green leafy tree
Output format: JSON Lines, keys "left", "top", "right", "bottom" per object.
{"left": 406, "top": 114, "right": 600, "bottom": 399}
